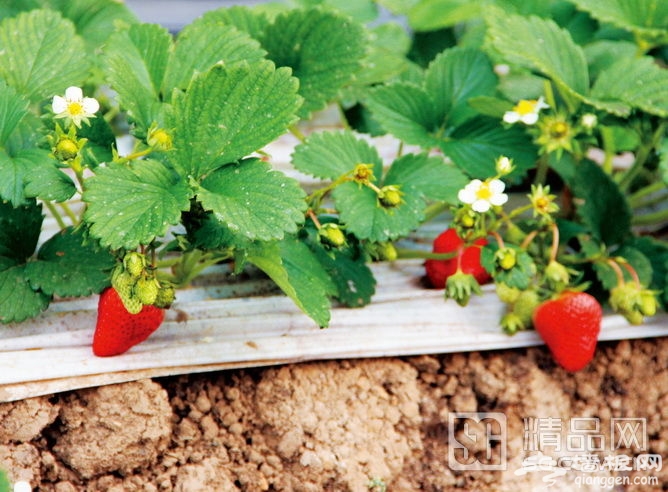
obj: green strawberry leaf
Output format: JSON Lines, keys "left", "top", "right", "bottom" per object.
{"left": 23, "top": 149, "right": 77, "bottom": 202}
{"left": 407, "top": 0, "right": 482, "bottom": 31}
{"left": 169, "top": 61, "right": 301, "bottom": 179}
{"left": 247, "top": 238, "right": 335, "bottom": 327}
{"left": 46, "top": 0, "right": 139, "bottom": 53}
{"left": 352, "top": 22, "right": 411, "bottom": 87}
{"left": 303, "top": 221, "right": 376, "bottom": 307}
{"left": 260, "top": 8, "right": 366, "bottom": 118}
{"left": 383, "top": 153, "right": 469, "bottom": 204}
{"left": 571, "top": 159, "right": 632, "bottom": 247}
{"left": 425, "top": 47, "right": 497, "bottom": 128}
{"left": 196, "top": 6, "right": 271, "bottom": 41}
{"left": 0, "top": 149, "right": 26, "bottom": 206}
{"left": 569, "top": 0, "right": 668, "bottom": 47}
{"left": 485, "top": 8, "right": 589, "bottom": 103}
{"left": 441, "top": 117, "right": 537, "bottom": 180}
{"left": 291, "top": 130, "right": 383, "bottom": 180}
{"left": 25, "top": 226, "right": 115, "bottom": 297}
{"left": 103, "top": 23, "right": 173, "bottom": 132}
{"left": 588, "top": 55, "right": 668, "bottom": 117}
{"left": 0, "top": 9, "right": 91, "bottom": 102}
{"left": 83, "top": 159, "right": 193, "bottom": 250}
{"left": 0, "top": 80, "right": 29, "bottom": 145}
{"left": 0, "top": 199, "right": 43, "bottom": 264}
{"left": 197, "top": 158, "right": 307, "bottom": 241}
{"left": 0, "top": 264, "right": 50, "bottom": 323}
{"left": 333, "top": 181, "right": 425, "bottom": 242}
{"left": 365, "top": 82, "right": 441, "bottom": 148}
{"left": 0, "top": 148, "right": 69, "bottom": 206}
{"left": 162, "top": 21, "right": 266, "bottom": 94}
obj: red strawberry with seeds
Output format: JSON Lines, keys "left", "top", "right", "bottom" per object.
{"left": 425, "top": 228, "right": 491, "bottom": 288}
{"left": 532, "top": 291, "right": 602, "bottom": 372}
{"left": 92, "top": 287, "right": 164, "bottom": 357}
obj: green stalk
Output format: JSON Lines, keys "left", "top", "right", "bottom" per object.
{"left": 631, "top": 208, "right": 668, "bottom": 226}
{"left": 618, "top": 121, "right": 666, "bottom": 192}
{"left": 395, "top": 248, "right": 457, "bottom": 261}
{"left": 628, "top": 181, "right": 666, "bottom": 208}
{"left": 45, "top": 201, "right": 67, "bottom": 230}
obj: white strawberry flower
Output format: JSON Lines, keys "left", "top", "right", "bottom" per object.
{"left": 503, "top": 96, "right": 549, "bottom": 125}
{"left": 458, "top": 178, "right": 508, "bottom": 213}
{"left": 52, "top": 86, "right": 100, "bottom": 128}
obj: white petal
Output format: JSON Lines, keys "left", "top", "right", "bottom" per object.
{"left": 64, "top": 86, "right": 83, "bottom": 101}
{"left": 488, "top": 179, "right": 506, "bottom": 193}
{"left": 490, "top": 193, "right": 508, "bottom": 206}
{"left": 521, "top": 113, "right": 539, "bottom": 125}
{"left": 503, "top": 111, "right": 520, "bottom": 123}
{"left": 82, "top": 97, "right": 100, "bottom": 114}
{"left": 52, "top": 95, "right": 67, "bottom": 113}
{"left": 458, "top": 188, "right": 476, "bottom": 204}
{"left": 472, "top": 200, "right": 491, "bottom": 213}
{"left": 536, "top": 96, "right": 550, "bottom": 110}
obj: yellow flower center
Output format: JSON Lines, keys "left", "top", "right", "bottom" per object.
{"left": 476, "top": 184, "right": 493, "bottom": 201}
{"left": 535, "top": 196, "right": 550, "bottom": 211}
{"left": 515, "top": 99, "right": 537, "bottom": 115}
{"left": 67, "top": 101, "right": 84, "bottom": 116}
{"left": 550, "top": 121, "right": 569, "bottom": 138}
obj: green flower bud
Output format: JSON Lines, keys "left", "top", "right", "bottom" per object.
{"left": 54, "top": 137, "right": 80, "bottom": 161}
{"left": 319, "top": 223, "right": 346, "bottom": 248}
{"left": 495, "top": 247, "right": 517, "bottom": 271}
{"left": 378, "top": 185, "right": 404, "bottom": 208}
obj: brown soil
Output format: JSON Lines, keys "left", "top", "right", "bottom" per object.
{"left": 1, "top": 338, "right": 666, "bottom": 491}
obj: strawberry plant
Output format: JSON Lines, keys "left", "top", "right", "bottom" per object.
{"left": 0, "top": 0, "right": 667, "bottom": 365}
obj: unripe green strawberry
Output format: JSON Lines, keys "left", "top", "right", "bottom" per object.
{"left": 496, "top": 282, "right": 521, "bottom": 304}
{"left": 545, "top": 260, "right": 570, "bottom": 289}
{"left": 135, "top": 276, "right": 160, "bottom": 306}
{"left": 639, "top": 290, "right": 658, "bottom": 317}
{"left": 155, "top": 282, "right": 176, "bottom": 309}
{"left": 124, "top": 252, "right": 146, "bottom": 279}
{"left": 513, "top": 289, "right": 541, "bottom": 326}
{"left": 377, "top": 242, "right": 397, "bottom": 262}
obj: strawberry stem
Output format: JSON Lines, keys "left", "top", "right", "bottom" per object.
{"left": 606, "top": 258, "right": 626, "bottom": 285}
{"left": 549, "top": 222, "right": 560, "bottom": 263}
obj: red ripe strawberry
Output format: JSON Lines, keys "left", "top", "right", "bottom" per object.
{"left": 92, "top": 287, "right": 164, "bottom": 357}
{"left": 425, "top": 228, "right": 491, "bottom": 288}
{"left": 532, "top": 291, "right": 602, "bottom": 372}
